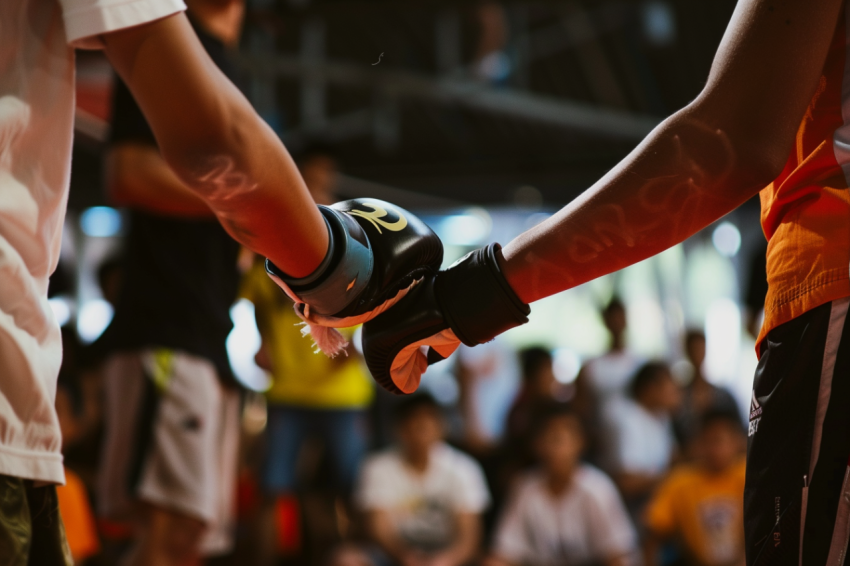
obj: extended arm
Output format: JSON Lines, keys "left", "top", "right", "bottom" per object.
{"left": 102, "top": 13, "right": 326, "bottom": 277}
{"left": 501, "top": 0, "right": 845, "bottom": 303}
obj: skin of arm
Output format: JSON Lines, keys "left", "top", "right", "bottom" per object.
{"left": 365, "top": 509, "right": 416, "bottom": 564}
{"left": 366, "top": 510, "right": 481, "bottom": 566}
{"left": 102, "top": 13, "right": 327, "bottom": 278}
{"left": 501, "top": 0, "right": 845, "bottom": 303}
{"left": 106, "top": 143, "right": 214, "bottom": 218}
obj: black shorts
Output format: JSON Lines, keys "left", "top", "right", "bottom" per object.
{"left": 0, "top": 474, "right": 73, "bottom": 566}
{"left": 746, "top": 297, "right": 850, "bottom": 566}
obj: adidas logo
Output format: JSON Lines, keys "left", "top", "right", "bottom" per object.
{"left": 749, "top": 391, "right": 762, "bottom": 437}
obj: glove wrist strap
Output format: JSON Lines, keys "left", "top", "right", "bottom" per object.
{"left": 266, "top": 207, "right": 374, "bottom": 316}
{"left": 435, "top": 243, "right": 530, "bottom": 346}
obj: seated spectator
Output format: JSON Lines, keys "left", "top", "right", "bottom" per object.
{"left": 355, "top": 393, "right": 490, "bottom": 566}
{"left": 486, "top": 404, "right": 637, "bottom": 566}
{"left": 643, "top": 410, "right": 746, "bottom": 566}
{"left": 603, "top": 362, "right": 681, "bottom": 518}
{"left": 573, "top": 298, "right": 643, "bottom": 426}
{"left": 675, "top": 330, "right": 742, "bottom": 446}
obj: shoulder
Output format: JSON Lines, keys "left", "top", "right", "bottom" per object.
{"left": 501, "top": 472, "right": 544, "bottom": 516}
{"left": 510, "top": 470, "right": 545, "bottom": 497}
{"left": 574, "top": 465, "right": 621, "bottom": 498}
{"left": 362, "top": 448, "right": 403, "bottom": 476}
{"left": 437, "top": 443, "right": 483, "bottom": 471}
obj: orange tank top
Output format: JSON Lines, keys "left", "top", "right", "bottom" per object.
{"left": 758, "top": 6, "right": 850, "bottom": 349}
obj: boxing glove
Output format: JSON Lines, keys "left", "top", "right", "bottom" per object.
{"left": 362, "top": 243, "right": 530, "bottom": 394}
{"left": 265, "top": 198, "right": 443, "bottom": 355}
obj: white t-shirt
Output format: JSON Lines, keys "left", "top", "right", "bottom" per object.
{"left": 355, "top": 442, "right": 490, "bottom": 551}
{"left": 492, "top": 466, "right": 637, "bottom": 566}
{"left": 0, "top": 0, "right": 184, "bottom": 483}
{"left": 584, "top": 350, "right": 643, "bottom": 407}
{"left": 604, "top": 398, "right": 674, "bottom": 475}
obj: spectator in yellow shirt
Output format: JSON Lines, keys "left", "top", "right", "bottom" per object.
{"left": 239, "top": 147, "right": 374, "bottom": 565}
{"left": 643, "top": 410, "right": 747, "bottom": 566}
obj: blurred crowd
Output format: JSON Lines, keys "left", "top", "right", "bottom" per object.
{"left": 57, "top": 269, "right": 748, "bottom": 566}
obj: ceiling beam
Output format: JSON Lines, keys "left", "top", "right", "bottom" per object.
{"left": 239, "top": 54, "right": 662, "bottom": 140}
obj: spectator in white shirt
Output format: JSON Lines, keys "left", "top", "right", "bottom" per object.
{"left": 485, "top": 403, "right": 637, "bottom": 566}
{"left": 355, "top": 393, "right": 490, "bottom": 566}
{"left": 573, "top": 298, "right": 643, "bottom": 466}
{"left": 603, "top": 362, "right": 682, "bottom": 521}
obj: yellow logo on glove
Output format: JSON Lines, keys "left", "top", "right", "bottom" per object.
{"left": 350, "top": 203, "right": 408, "bottom": 234}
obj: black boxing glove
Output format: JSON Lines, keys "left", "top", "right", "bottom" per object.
{"left": 265, "top": 199, "right": 443, "bottom": 355}
{"left": 361, "top": 243, "right": 530, "bottom": 393}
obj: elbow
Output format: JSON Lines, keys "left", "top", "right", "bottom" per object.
{"left": 158, "top": 107, "right": 256, "bottom": 194}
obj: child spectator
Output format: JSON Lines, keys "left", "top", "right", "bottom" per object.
{"left": 643, "top": 410, "right": 746, "bottom": 566}
{"left": 355, "top": 393, "right": 490, "bottom": 566}
{"left": 486, "top": 404, "right": 636, "bottom": 566}
{"left": 603, "top": 362, "right": 681, "bottom": 519}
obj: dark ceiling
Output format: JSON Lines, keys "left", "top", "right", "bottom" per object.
{"left": 69, "top": 0, "right": 739, "bottom": 211}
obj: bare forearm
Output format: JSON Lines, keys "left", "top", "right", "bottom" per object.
{"left": 501, "top": 108, "right": 771, "bottom": 303}
{"left": 367, "top": 512, "right": 410, "bottom": 562}
{"left": 103, "top": 14, "right": 326, "bottom": 277}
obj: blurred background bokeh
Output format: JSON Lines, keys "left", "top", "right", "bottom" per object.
{"left": 57, "top": 1, "right": 759, "bottom": 565}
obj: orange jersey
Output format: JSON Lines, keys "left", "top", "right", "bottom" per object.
{"left": 758, "top": 8, "right": 850, "bottom": 348}
{"left": 645, "top": 459, "right": 747, "bottom": 566}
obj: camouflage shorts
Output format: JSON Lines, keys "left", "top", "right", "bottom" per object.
{"left": 0, "top": 474, "right": 73, "bottom": 566}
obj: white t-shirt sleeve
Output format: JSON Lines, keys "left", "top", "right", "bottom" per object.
{"left": 59, "top": 0, "right": 186, "bottom": 49}
{"left": 354, "top": 454, "right": 398, "bottom": 511}
{"left": 583, "top": 470, "right": 637, "bottom": 559}
{"left": 449, "top": 451, "right": 491, "bottom": 513}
